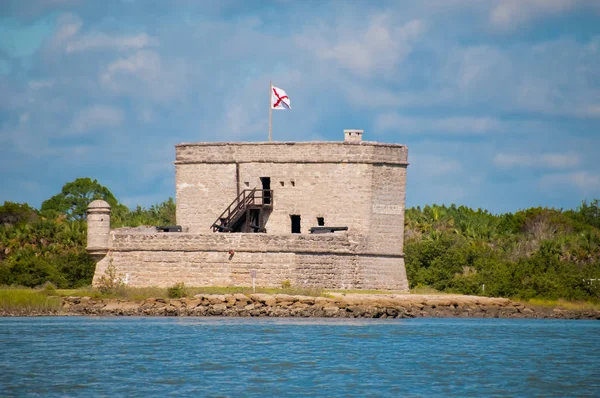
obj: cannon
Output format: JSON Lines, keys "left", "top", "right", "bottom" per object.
{"left": 309, "top": 226, "right": 348, "bottom": 234}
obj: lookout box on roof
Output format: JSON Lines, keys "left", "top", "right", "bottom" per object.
{"left": 344, "top": 129, "right": 363, "bottom": 142}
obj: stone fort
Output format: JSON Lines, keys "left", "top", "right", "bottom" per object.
{"left": 87, "top": 130, "right": 409, "bottom": 291}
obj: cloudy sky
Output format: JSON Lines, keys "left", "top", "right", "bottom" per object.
{"left": 1, "top": 0, "right": 599, "bottom": 214}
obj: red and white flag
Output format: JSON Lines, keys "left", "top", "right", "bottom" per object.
{"left": 271, "top": 86, "right": 291, "bottom": 110}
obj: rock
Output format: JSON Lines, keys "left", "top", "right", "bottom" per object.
{"left": 314, "top": 297, "right": 334, "bottom": 308}
{"left": 296, "top": 296, "right": 316, "bottom": 305}
{"left": 191, "top": 306, "right": 208, "bottom": 316}
{"left": 233, "top": 294, "right": 251, "bottom": 304}
{"left": 274, "top": 294, "right": 298, "bottom": 305}
{"left": 207, "top": 295, "right": 226, "bottom": 305}
{"left": 323, "top": 306, "right": 340, "bottom": 317}
{"left": 210, "top": 303, "right": 227, "bottom": 315}
{"left": 18, "top": 293, "right": 592, "bottom": 320}
{"left": 224, "top": 295, "right": 237, "bottom": 306}
{"left": 183, "top": 298, "right": 202, "bottom": 308}
{"left": 249, "top": 294, "right": 276, "bottom": 306}
{"left": 291, "top": 302, "right": 309, "bottom": 310}
{"left": 164, "top": 304, "right": 178, "bottom": 316}
{"left": 169, "top": 300, "right": 183, "bottom": 309}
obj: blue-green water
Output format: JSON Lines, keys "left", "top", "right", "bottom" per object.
{"left": 0, "top": 318, "right": 598, "bottom": 397}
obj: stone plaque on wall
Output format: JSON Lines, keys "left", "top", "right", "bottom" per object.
{"left": 372, "top": 204, "right": 403, "bottom": 215}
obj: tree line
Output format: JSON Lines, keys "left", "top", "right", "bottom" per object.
{"left": 0, "top": 178, "right": 599, "bottom": 301}
{"left": 0, "top": 178, "right": 175, "bottom": 288}
{"left": 405, "top": 201, "right": 600, "bottom": 301}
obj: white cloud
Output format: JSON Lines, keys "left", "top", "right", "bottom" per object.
{"left": 102, "top": 50, "right": 161, "bottom": 78}
{"left": 99, "top": 50, "right": 190, "bottom": 101}
{"left": 375, "top": 113, "right": 505, "bottom": 135}
{"left": 296, "top": 15, "right": 426, "bottom": 78}
{"left": 573, "top": 104, "right": 600, "bottom": 118}
{"left": 540, "top": 171, "right": 600, "bottom": 193}
{"left": 71, "top": 105, "right": 123, "bottom": 134}
{"left": 28, "top": 80, "right": 55, "bottom": 89}
{"left": 494, "top": 153, "right": 581, "bottom": 169}
{"left": 410, "top": 154, "right": 462, "bottom": 178}
{"left": 490, "top": 0, "right": 582, "bottom": 29}
{"left": 52, "top": 13, "right": 82, "bottom": 42}
{"left": 435, "top": 45, "right": 516, "bottom": 109}
{"left": 66, "top": 32, "right": 157, "bottom": 53}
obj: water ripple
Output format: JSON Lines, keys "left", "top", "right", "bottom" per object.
{"left": 0, "top": 317, "right": 599, "bottom": 397}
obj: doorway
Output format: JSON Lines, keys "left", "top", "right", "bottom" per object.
{"left": 290, "top": 215, "right": 301, "bottom": 234}
{"left": 260, "top": 177, "right": 271, "bottom": 205}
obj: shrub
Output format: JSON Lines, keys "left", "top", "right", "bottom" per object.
{"left": 40, "top": 281, "right": 57, "bottom": 295}
{"left": 96, "top": 262, "right": 125, "bottom": 294}
{"left": 281, "top": 280, "right": 292, "bottom": 289}
{"left": 167, "top": 282, "right": 188, "bottom": 298}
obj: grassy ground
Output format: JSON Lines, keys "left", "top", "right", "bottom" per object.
{"left": 520, "top": 298, "right": 600, "bottom": 311}
{"left": 0, "top": 287, "right": 62, "bottom": 312}
{"left": 408, "top": 286, "right": 447, "bottom": 295}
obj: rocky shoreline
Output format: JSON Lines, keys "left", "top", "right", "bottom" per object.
{"left": 3, "top": 293, "right": 599, "bottom": 319}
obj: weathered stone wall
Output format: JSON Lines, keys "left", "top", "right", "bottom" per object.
{"left": 368, "top": 164, "right": 407, "bottom": 255}
{"left": 176, "top": 163, "right": 237, "bottom": 234}
{"left": 175, "top": 141, "right": 408, "bottom": 238}
{"left": 92, "top": 232, "right": 407, "bottom": 290}
{"left": 108, "top": 231, "right": 361, "bottom": 253}
{"left": 91, "top": 137, "right": 410, "bottom": 291}
{"left": 237, "top": 162, "right": 373, "bottom": 234}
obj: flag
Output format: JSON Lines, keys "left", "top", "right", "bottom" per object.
{"left": 271, "top": 86, "right": 291, "bottom": 110}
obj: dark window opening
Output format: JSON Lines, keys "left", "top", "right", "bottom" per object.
{"left": 249, "top": 209, "right": 261, "bottom": 232}
{"left": 280, "top": 181, "right": 285, "bottom": 186}
{"left": 291, "top": 180, "right": 295, "bottom": 187}
{"left": 291, "top": 215, "right": 301, "bottom": 234}
{"left": 317, "top": 217, "right": 325, "bottom": 226}
{"left": 260, "top": 177, "right": 271, "bottom": 204}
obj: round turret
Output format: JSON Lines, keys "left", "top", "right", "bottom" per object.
{"left": 86, "top": 200, "right": 111, "bottom": 256}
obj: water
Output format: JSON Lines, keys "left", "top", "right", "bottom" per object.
{"left": 0, "top": 318, "right": 598, "bottom": 397}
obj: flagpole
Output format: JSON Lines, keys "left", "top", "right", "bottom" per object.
{"left": 269, "top": 81, "right": 273, "bottom": 141}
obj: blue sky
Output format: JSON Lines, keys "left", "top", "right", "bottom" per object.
{"left": 1, "top": 0, "right": 599, "bottom": 214}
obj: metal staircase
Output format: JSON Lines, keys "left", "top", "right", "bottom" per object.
{"left": 211, "top": 188, "right": 273, "bottom": 233}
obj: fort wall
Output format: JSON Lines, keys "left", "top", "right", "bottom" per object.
{"left": 92, "top": 232, "right": 407, "bottom": 290}
{"left": 90, "top": 134, "right": 410, "bottom": 291}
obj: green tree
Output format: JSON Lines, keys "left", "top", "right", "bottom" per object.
{"left": 113, "top": 197, "right": 176, "bottom": 227}
{"left": 0, "top": 201, "right": 38, "bottom": 225}
{"left": 40, "top": 178, "right": 120, "bottom": 221}
{"left": 576, "top": 199, "right": 600, "bottom": 229}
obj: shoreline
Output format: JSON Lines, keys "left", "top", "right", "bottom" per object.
{"left": 2, "top": 293, "right": 599, "bottom": 319}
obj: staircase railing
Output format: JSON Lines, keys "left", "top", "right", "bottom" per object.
{"left": 211, "top": 189, "right": 273, "bottom": 232}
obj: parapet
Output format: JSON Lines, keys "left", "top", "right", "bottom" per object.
{"left": 175, "top": 143, "right": 407, "bottom": 165}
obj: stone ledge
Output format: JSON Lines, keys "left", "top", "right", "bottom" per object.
{"left": 175, "top": 141, "right": 407, "bottom": 148}
{"left": 107, "top": 232, "right": 403, "bottom": 256}
{"left": 175, "top": 141, "right": 408, "bottom": 165}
